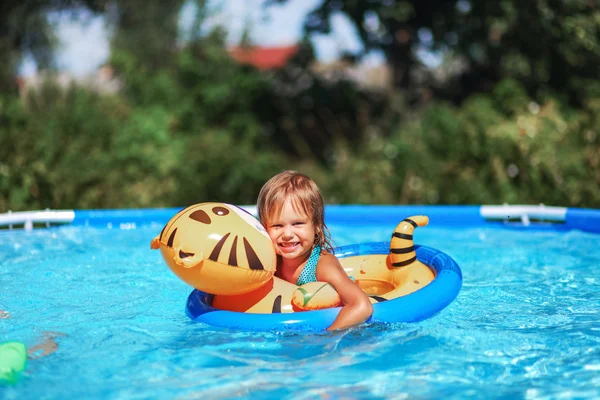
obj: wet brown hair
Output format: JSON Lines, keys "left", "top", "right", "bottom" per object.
{"left": 257, "top": 170, "right": 334, "bottom": 253}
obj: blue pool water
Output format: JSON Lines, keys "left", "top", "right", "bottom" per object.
{"left": 1, "top": 220, "right": 600, "bottom": 399}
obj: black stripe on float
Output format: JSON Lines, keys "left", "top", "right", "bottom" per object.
{"left": 162, "top": 207, "right": 187, "bottom": 240}
{"left": 403, "top": 218, "right": 418, "bottom": 228}
{"left": 167, "top": 228, "right": 177, "bottom": 247}
{"left": 392, "top": 256, "right": 417, "bottom": 267}
{"left": 369, "top": 295, "right": 388, "bottom": 303}
{"left": 189, "top": 209, "right": 211, "bottom": 224}
{"left": 159, "top": 225, "right": 166, "bottom": 241}
{"left": 272, "top": 295, "right": 282, "bottom": 313}
{"left": 390, "top": 246, "right": 415, "bottom": 254}
{"left": 392, "top": 232, "right": 413, "bottom": 240}
{"left": 243, "top": 237, "right": 265, "bottom": 270}
{"left": 209, "top": 232, "right": 230, "bottom": 262}
{"left": 228, "top": 236, "right": 238, "bottom": 266}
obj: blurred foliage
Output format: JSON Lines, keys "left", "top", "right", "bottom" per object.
{"left": 0, "top": 0, "right": 109, "bottom": 93}
{"left": 0, "top": 82, "right": 180, "bottom": 210}
{"left": 317, "top": 80, "right": 600, "bottom": 207}
{"left": 1, "top": 1, "right": 600, "bottom": 211}
{"left": 108, "top": 0, "right": 187, "bottom": 71}
{"left": 275, "top": 0, "right": 600, "bottom": 106}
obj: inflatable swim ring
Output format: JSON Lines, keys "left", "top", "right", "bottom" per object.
{"left": 151, "top": 203, "right": 462, "bottom": 331}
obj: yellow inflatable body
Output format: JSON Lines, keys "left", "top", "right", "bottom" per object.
{"left": 151, "top": 203, "right": 434, "bottom": 313}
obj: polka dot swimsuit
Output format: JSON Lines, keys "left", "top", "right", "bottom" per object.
{"left": 296, "top": 245, "right": 321, "bottom": 285}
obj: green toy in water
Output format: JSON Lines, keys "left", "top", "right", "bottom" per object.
{"left": 0, "top": 341, "right": 27, "bottom": 384}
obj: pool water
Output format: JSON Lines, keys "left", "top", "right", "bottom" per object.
{"left": 1, "top": 221, "right": 599, "bottom": 399}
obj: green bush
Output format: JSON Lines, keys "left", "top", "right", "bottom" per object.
{"left": 386, "top": 80, "right": 600, "bottom": 207}
{"left": 1, "top": 67, "right": 599, "bottom": 211}
{"left": 0, "top": 81, "right": 183, "bottom": 211}
{"left": 316, "top": 80, "right": 600, "bottom": 208}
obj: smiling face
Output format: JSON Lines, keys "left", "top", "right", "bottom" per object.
{"left": 264, "top": 198, "right": 316, "bottom": 263}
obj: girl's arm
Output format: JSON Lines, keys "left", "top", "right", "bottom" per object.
{"left": 316, "top": 254, "right": 373, "bottom": 331}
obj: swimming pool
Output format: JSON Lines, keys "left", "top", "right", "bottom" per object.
{"left": 1, "top": 205, "right": 599, "bottom": 399}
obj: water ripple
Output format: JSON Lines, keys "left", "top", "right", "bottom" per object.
{"left": 1, "top": 225, "right": 599, "bottom": 399}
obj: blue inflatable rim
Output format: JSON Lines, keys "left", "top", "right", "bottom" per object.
{"left": 185, "top": 243, "right": 463, "bottom": 332}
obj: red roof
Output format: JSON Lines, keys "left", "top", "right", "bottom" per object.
{"left": 228, "top": 45, "right": 300, "bottom": 70}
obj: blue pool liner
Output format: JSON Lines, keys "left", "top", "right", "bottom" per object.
{"left": 564, "top": 208, "right": 600, "bottom": 232}
{"left": 185, "top": 243, "right": 463, "bottom": 332}
{"left": 70, "top": 205, "right": 600, "bottom": 233}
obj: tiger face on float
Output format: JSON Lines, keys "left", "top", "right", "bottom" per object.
{"left": 151, "top": 203, "right": 277, "bottom": 295}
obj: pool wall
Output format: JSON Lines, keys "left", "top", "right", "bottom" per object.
{"left": 1, "top": 205, "right": 600, "bottom": 233}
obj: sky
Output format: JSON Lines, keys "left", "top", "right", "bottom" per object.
{"left": 21, "top": 0, "right": 382, "bottom": 78}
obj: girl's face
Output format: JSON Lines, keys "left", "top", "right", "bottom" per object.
{"left": 265, "top": 198, "right": 316, "bottom": 262}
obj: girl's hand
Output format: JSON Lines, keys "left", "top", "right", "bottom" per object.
{"left": 316, "top": 254, "right": 373, "bottom": 330}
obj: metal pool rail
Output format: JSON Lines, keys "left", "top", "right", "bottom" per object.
{"left": 0, "top": 209, "right": 75, "bottom": 230}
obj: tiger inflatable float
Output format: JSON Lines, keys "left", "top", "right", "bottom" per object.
{"left": 151, "top": 202, "right": 433, "bottom": 314}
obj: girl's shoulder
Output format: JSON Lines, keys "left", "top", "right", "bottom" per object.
{"left": 319, "top": 247, "right": 337, "bottom": 257}
{"left": 317, "top": 249, "right": 338, "bottom": 263}
{"left": 316, "top": 252, "right": 344, "bottom": 279}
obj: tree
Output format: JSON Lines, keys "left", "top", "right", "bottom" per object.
{"left": 270, "top": 0, "right": 600, "bottom": 105}
{"left": 0, "top": 0, "right": 108, "bottom": 93}
{"left": 108, "top": 0, "right": 189, "bottom": 70}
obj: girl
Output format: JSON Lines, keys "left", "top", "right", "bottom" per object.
{"left": 257, "top": 170, "right": 373, "bottom": 330}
